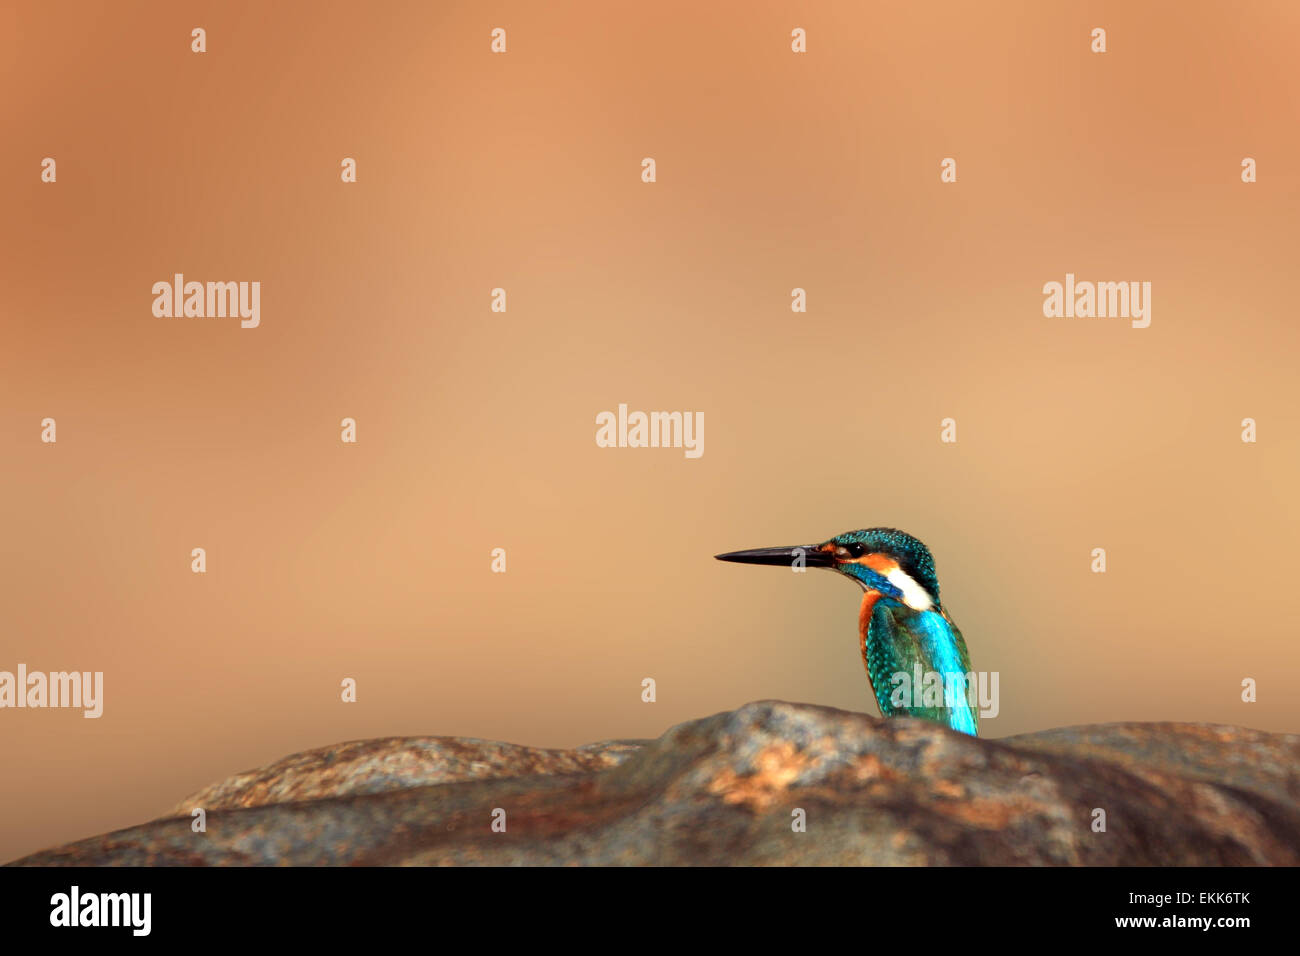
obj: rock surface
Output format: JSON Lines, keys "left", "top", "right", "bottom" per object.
{"left": 166, "top": 736, "right": 646, "bottom": 815}
{"left": 10, "top": 701, "right": 1300, "bottom": 865}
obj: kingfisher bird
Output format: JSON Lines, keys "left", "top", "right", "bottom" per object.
{"left": 715, "top": 528, "right": 979, "bottom": 735}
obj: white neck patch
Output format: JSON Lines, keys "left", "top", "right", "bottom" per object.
{"left": 886, "top": 567, "right": 935, "bottom": 611}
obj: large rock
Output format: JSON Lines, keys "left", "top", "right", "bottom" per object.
{"left": 9, "top": 702, "right": 1300, "bottom": 865}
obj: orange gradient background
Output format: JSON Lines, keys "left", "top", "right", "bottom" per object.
{"left": 2, "top": 1, "right": 1299, "bottom": 863}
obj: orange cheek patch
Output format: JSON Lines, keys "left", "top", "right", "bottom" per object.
{"left": 862, "top": 552, "right": 898, "bottom": 573}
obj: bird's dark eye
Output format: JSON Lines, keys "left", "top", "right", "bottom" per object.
{"left": 845, "top": 543, "right": 866, "bottom": 558}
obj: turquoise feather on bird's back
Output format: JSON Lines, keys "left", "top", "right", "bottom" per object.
{"left": 865, "top": 598, "right": 978, "bottom": 735}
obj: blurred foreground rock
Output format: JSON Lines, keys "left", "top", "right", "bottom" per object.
{"left": 10, "top": 701, "right": 1300, "bottom": 865}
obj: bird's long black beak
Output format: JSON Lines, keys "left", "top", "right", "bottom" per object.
{"left": 714, "top": 545, "right": 835, "bottom": 568}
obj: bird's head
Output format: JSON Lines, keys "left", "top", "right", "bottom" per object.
{"left": 714, "top": 527, "right": 940, "bottom": 611}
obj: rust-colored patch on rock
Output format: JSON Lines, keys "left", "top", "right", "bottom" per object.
{"left": 708, "top": 741, "right": 811, "bottom": 810}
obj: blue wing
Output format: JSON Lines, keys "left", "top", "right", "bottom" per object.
{"left": 865, "top": 599, "right": 979, "bottom": 736}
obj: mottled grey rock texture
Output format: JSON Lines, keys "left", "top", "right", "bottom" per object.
{"left": 166, "top": 736, "right": 645, "bottom": 815}
{"left": 10, "top": 701, "right": 1300, "bottom": 865}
